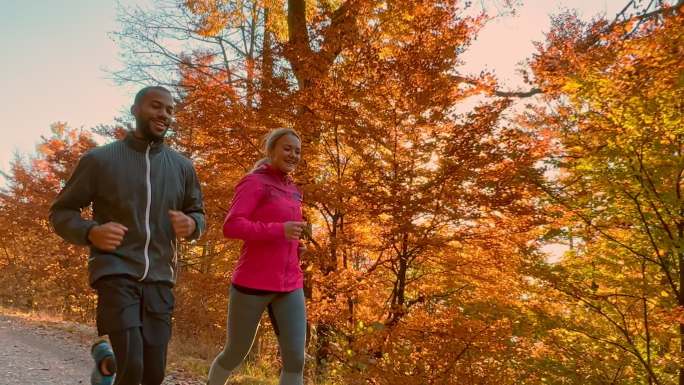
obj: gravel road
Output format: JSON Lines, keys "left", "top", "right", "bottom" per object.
{"left": 0, "top": 312, "right": 203, "bottom": 385}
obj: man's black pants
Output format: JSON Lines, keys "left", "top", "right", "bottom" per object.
{"left": 93, "top": 275, "right": 174, "bottom": 385}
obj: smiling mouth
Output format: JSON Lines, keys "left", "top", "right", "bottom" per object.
{"left": 151, "top": 121, "right": 167, "bottom": 131}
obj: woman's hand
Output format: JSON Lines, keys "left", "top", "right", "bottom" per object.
{"left": 298, "top": 242, "right": 307, "bottom": 257}
{"left": 284, "top": 221, "right": 307, "bottom": 240}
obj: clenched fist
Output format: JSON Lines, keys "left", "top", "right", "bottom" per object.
{"left": 88, "top": 222, "right": 128, "bottom": 252}
{"left": 169, "top": 210, "right": 196, "bottom": 238}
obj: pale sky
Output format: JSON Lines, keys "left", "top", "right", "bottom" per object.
{"left": 0, "top": 0, "right": 624, "bottom": 177}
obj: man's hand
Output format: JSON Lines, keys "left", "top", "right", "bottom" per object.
{"left": 88, "top": 222, "right": 127, "bottom": 251}
{"left": 169, "top": 210, "right": 196, "bottom": 238}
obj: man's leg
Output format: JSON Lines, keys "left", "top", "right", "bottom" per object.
{"left": 93, "top": 276, "right": 144, "bottom": 385}
{"left": 109, "top": 328, "right": 145, "bottom": 385}
{"left": 141, "top": 342, "right": 167, "bottom": 385}
{"left": 140, "top": 283, "right": 175, "bottom": 385}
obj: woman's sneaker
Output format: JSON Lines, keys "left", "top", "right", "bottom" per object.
{"left": 90, "top": 339, "right": 115, "bottom": 385}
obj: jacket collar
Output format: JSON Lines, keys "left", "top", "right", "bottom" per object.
{"left": 124, "top": 131, "right": 165, "bottom": 154}
{"left": 255, "top": 163, "right": 293, "bottom": 184}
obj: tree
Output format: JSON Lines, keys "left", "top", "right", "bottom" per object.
{"left": 111, "top": 1, "right": 552, "bottom": 383}
{"left": 527, "top": 4, "right": 684, "bottom": 384}
{"left": 0, "top": 123, "right": 97, "bottom": 319}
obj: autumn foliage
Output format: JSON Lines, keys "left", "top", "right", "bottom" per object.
{"left": 1, "top": 1, "right": 683, "bottom": 384}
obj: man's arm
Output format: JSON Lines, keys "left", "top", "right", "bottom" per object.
{"left": 182, "top": 163, "right": 205, "bottom": 240}
{"left": 49, "top": 152, "right": 98, "bottom": 245}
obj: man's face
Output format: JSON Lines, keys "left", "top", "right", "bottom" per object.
{"left": 132, "top": 89, "right": 174, "bottom": 140}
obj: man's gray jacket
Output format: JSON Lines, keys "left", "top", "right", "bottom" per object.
{"left": 50, "top": 132, "right": 206, "bottom": 286}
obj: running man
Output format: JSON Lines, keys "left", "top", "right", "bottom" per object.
{"left": 50, "top": 86, "right": 206, "bottom": 385}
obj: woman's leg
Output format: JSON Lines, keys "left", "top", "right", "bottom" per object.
{"left": 207, "top": 287, "right": 272, "bottom": 385}
{"left": 270, "top": 289, "right": 307, "bottom": 385}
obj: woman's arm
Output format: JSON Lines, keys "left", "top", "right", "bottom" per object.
{"left": 222, "top": 176, "right": 285, "bottom": 241}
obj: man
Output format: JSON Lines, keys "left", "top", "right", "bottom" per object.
{"left": 50, "top": 86, "right": 206, "bottom": 385}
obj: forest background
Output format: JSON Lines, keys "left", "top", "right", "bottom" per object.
{"left": 1, "top": 0, "right": 683, "bottom": 384}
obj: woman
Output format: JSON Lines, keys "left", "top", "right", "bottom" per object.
{"left": 208, "top": 128, "right": 308, "bottom": 385}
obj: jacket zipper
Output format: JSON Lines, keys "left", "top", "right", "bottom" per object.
{"left": 140, "top": 144, "right": 152, "bottom": 281}
{"left": 285, "top": 205, "right": 296, "bottom": 290}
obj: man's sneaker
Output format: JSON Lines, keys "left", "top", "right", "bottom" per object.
{"left": 90, "top": 339, "right": 115, "bottom": 385}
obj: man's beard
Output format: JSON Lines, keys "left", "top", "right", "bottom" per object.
{"left": 136, "top": 118, "right": 167, "bottom": 141}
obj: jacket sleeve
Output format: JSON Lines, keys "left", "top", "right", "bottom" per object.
{"left": 222, "top": 176, "right": 285, "bottom": 241}
{"left": 183, "top": 163, "right": 206, "bottom": 241}
{"left": 49, "top": 152, "right": 99, "bottom": 245}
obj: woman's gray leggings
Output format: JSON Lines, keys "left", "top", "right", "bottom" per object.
{"left": 207, "top": 286, "right": 306, "bottom": 385}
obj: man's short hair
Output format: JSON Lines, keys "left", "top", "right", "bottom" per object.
{"left": 134, "top": 86, "right": 172, "bottom": 105}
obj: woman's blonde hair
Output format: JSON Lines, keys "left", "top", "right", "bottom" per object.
{"left": 252, "top": 128, "right": 301, "bottom": 171}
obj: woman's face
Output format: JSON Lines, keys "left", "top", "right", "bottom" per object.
{"left": 269, "top": 134, "right": 301, "bottom": 174}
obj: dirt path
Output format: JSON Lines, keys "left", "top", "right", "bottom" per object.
{"left": 0, "top": 313, "right": 90, "bottom": 384}
{"left": 0, "top": 311, "right": 202, "bottom": 385}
